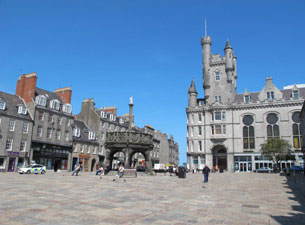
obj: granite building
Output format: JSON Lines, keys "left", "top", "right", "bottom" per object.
{"left": 75, "top": 99, "right": 129, "bottom": 167}
{"left": 186, "top": 34, "right": 304, "bottom": 172}
{"left": 15, "top": 73, "right": 74, "bottom": 171}
{"left": 72, "top": 119, "right": 99, "bottom": 172}
{"left": 0, "top": 92, "right": 34, "bottom": 172}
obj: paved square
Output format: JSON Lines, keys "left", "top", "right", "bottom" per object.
{"left": 1, "top": 172, "right": 305, "bottom": 225}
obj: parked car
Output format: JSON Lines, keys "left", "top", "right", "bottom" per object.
{"left": 284, "top": 166, "right": 304, "bottom": 173}
{"left": 254, "top": 167, "right": 273, "bottom": 173}
{"left": 18, "top": 164, "right": 46, "bottom": 174}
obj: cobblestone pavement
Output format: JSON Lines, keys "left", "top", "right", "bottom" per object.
{"left": 1, "top": 171, "right": 305, "bottom": 225}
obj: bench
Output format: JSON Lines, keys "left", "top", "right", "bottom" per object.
{"left": 122, "top": 169, "right": 137, "bottom": 178}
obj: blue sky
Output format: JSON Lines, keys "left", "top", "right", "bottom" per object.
{"left": 1, "top": 1, "right": 305, "bottom": 164}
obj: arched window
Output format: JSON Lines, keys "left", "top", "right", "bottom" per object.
{"left": 243, "top": 115, "right": 255, "bottom": 149}
{"left": 292, "top": 112, "right": 302, "bottom": 149}
{"left": 266, "top": 113, "right": 280, "bottom": 139}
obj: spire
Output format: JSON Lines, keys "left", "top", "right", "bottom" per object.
{"left": 204, "top": 18, "right": 207, "bottom": 37}
{"left": 224, "top": 40, "right": 232, "bottom": 50}
{"left": 188, "top": 80, "right": 197, "bottom": 94}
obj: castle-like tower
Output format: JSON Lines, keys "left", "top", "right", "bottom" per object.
{"left": 200, "top": 35, "right": 237, "bottom": 105}
{"left": 186, "top": 29, "right": 305, "bottom": 173}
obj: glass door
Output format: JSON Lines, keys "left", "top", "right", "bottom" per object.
{"left": 239, "top": 162, "right": 248, "bottom": 172}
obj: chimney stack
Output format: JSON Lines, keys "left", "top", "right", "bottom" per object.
{"left": 54, "top": 87, "right": 72, "bottom": 104}
{"left": 15, "top": 72, "right": 37, "bottom": 103}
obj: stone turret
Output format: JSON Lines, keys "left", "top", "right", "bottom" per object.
{"left": 201, "top": 35, "right": 212, "bottom": 94}
{"left": 224, "top": 40, "right": 234, "bottom": 83}
{"left": 188, "top": 80, "right": 198, "bottom": 107}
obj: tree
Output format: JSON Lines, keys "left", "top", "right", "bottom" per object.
{"left": 260, "top": 138, "right": 291, "bottom": 170}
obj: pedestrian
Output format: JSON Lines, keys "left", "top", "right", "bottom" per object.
{"left": 202, "top": 164, "right": 210, "bottom": 183}
{"left": 72, "top": 164, "right": 81, "bottom": 176}
{"left": 96, "top": 165, "right": 104, "bottom": 176}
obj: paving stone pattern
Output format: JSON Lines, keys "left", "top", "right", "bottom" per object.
{"left": 1, "top": 172, "right": 305, "bottom": 225}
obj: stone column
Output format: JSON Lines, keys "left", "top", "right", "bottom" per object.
{"left": 145, "top": 151, "right": 152, "bottom": 173}
{"left": 198, "top": 155, "right": 201, "bottom": 170}
{"left": 124, "top": 148, "right": 130, "bottom": 169}
{"left": 206, "top": 153, "right": 213, "bottom": 169}
{"left": 227, "top": 153, "right": 234, "bottom": 173}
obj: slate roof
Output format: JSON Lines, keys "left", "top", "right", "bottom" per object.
{"left": 0, "top": 91, "right": 32, "bottom": 121}
{"left": 73, "top": 119, "right": 99, "bottom": 145}
{"left": 235, "top": 87, "right": 305, "bottom": 104}
{"left": 95, "top": 108, "right": 129, "bottom": 127}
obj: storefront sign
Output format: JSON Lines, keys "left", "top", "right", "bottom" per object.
{"left": 8, "top": 152, "right": 19, "bottom": 157}
{"left": 79, "top": 154, "right": 90, "bottom": 158}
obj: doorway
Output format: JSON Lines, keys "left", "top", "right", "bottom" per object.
{"left": 212, "top": 147, "right": 227, "bottom": 171}
{"left": 8, "top": 158, "right": 16, "bottom": 172}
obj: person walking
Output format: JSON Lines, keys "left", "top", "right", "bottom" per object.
{"left": 202, "top": 164, "right": 210, "bottom": 183}
{"left": 72, "top": 164, "right": 81, "bottom": 176}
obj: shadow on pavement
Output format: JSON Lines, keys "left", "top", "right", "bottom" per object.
{"left": 272, "top": 173, "right": 305, "bottom": 224}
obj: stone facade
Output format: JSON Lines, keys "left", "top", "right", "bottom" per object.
{"left": 0, "top": 92, "right": 34, "bottom": 172}
{"left": 300, "top": 101, "right": 305, "bottom": 157}
{"left": 187, "top": 34, "right": 304, "bottom": 172}
{"left": 15, "top": 73, "right": 74, "bottom": 172}
{"left": 72, "top": 119, "right": 99, "bottom": 172}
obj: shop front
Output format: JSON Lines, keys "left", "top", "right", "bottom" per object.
{"left": 7, "top": 152, "right": 19, "bottom": 172}
{"left": 79, "top": 154, "right": 91, "bottom": 172}
{"left": 32, "top": 142, "right": 72, "bottom": 171}
{"left": 234, "top": 155, "right": 252, "bottom": 172}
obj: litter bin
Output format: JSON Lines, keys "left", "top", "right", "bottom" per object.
{"left": 178, "top": 166, "right": 186, "bottom": 178}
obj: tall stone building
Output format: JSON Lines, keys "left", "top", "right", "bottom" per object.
{"left": 186, "top": 33, "right": 304, "bottom": 172}
{"left": 15, "top": 73, "right": 74, "bottom": 171}
{"left": 0, "top": 92, "right": 34, "bottom": 172}
{"left": 72, "top": 119, "right": 99, "bottom": 172}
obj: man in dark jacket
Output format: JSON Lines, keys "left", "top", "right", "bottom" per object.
{"left": 202, "top": 164, "right": 210, "bottom": 183}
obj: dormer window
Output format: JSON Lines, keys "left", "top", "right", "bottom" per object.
{"left": 110, "top": 114, "right": 116, "bottom": 121}
{"left": 88, "top": 131, "right": 95, "bottom": 140}
{"left": 244, "top": 95, "right": 250, "bottom": 104}
{"left": 119, "top": 118, "right": 124, "bottom": 124}
{"left": 73, "top": 127, "right": 80, "bottom": 137}
{"left": 267, "top": 91, "right": 274, "bottom": 101}
{"left": 18, "top": 105, "right": 27, "bottom": 115}
{"left": 0, "top": 99, "right": 6, "bottom": 110}
{"left": 50, "top": 99, "right": 60, "bottom": 110}
{"left": 292, "top": 90, "right": 299, "bottom": 100}
{"left": 63, "top": 104, "right": 72, "bottom": 113}
{"left": 100, "top": 111, "right": 107, "bottom": 118}
{"left": 35, "top": 95, "right": 47, "bottom": 106}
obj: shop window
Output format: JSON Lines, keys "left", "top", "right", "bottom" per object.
{"left": 0, "top": 158, "right": 5, "bottom": 168}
